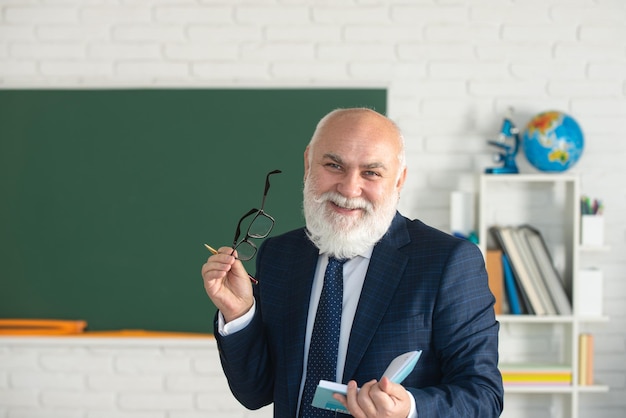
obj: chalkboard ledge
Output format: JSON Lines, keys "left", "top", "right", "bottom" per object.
{"left": 0, "top": 333, "right": 215, "bottom": 347}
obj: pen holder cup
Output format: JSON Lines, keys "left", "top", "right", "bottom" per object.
{"left": 581, "top": 215, "right": 604, "bottom": 247}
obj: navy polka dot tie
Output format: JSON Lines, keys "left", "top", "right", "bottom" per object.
{"left": 299, "top": 257, "right": 347, "bottom": 417}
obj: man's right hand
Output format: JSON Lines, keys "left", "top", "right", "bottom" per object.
{"left": 201, "top": 247, "right": 254, "bottom": 323}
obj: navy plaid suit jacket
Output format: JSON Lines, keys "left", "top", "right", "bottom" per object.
{"left": 215, "top": 212, "right": 504, "bottom": 417}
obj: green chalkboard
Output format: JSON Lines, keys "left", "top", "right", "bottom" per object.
{"left": 0, "top": 89, "right": 386, "bottom": 333}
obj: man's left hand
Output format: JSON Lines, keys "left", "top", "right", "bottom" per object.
{"left": 334, "top": 377, "right": 411, "bottom": 418}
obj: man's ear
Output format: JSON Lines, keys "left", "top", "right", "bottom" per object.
{"left": 396, "top": 166, "right": 407, "bottom": 190}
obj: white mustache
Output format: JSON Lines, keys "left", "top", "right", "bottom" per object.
{"left": 313, "top": 192, "right": 374, "bottom": 213}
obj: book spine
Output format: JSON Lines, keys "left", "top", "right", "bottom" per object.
{"left": 507, "top": 227, "right": 547, "bottom": 315}
{"left": 502, "top": 253, "right": 522, "bottom": 315}
{"left": 491, "top": 226, "right": 538, "bottom": 314}
{"left": 486, "top": 250, "right": 504, "bottom": 315}
{"left": 522, "top": 225, "right": 572, "bottom": 316}
{"left": 578, "top": 333, "right": 594, "bottom": 386}
{"left": 516, "top": 227, "right": 557, "bottom": 315}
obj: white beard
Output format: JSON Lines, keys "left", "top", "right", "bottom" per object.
{"left": 302, "top": 176, "right": 398, "bottom": 259}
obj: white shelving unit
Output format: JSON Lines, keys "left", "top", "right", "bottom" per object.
{"left": 477, "top": 173, "right": 609, "bottom": 418}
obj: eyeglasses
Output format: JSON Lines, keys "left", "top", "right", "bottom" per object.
{"left": 231, "top": 169, "right": 282, "bottom": 266}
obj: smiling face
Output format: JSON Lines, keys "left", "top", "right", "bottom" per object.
{"left": 302, "top": 108, "right": 407, "bottom": 259}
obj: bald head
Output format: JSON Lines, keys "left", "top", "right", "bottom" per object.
{"left": 307, "top": 108, "right": 406, "bottom": 174}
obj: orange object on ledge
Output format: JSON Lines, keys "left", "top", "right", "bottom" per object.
{"left": 0, "top": 319, "right": 212, "bottom": 338}
{"left": 0, "top": 319, "right": 87, "bottom": 335}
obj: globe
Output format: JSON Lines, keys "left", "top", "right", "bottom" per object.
{"left": 522, "top": 111, "right": 584, "bottom": 172}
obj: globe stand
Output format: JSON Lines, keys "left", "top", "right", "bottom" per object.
{"left": 485, "top": 117, "right": 520, "bottom": 174}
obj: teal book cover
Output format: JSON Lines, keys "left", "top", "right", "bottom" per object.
{"left": 311, "top": 350, "right": 422, "bottom": 413}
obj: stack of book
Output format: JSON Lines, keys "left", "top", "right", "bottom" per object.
{"left": 500, "top": 363, "right": 572, "bottom": 386}
{"left": 489, "top": 224, "right": 572, "bottom": 316}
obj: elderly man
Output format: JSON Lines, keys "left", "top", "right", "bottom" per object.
{"left": 202, "top": 108, "right": 503, "bottom": 417}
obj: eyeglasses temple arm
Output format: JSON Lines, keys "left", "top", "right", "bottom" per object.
{"left": 260, "top": 169, "right": 282, "bottom": 210}
{"left": 232, "top": 207, "right": 260, "bottom": 246}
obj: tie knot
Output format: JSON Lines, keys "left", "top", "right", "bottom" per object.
{"left": 328, "top": 257, "right": 348, "bottom": 267}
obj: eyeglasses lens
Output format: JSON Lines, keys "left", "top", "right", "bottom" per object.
{"left": 247, "top": 213, "right": 274, "bottom": 239}
{"left": 235, "top": 242, "right": 257, "bottom": 261}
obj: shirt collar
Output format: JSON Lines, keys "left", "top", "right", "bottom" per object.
{"left": 321, "top": 245, "right": 374, "bottom": 263}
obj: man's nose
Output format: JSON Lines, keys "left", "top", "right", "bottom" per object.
{"left": 337, "top": 171, "right": 362, "bottom": 198}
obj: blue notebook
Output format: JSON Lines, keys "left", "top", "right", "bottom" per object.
{"left": 311, "top": 350, "right": 422, "bottom": 413}
{"left": 502, "top": 253, "right": 522, "bottom": 315}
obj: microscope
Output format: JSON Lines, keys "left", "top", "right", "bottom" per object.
{"left": 485, "top": 115, "right": 520, "bottom": 174}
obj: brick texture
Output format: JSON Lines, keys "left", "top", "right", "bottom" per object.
{"left": 0, "top": 1, "right": 624, "bottom": 417}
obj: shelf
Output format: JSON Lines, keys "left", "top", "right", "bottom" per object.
{"left": 497, "top": 315, "right": 574, "bottom": 323}
{"left": 577, "top": 384, "right": 609, "bottom": 393}
{"left": 481, "top": 173, "right": 579, "bottom": 183}
{"left": 504, "top": 384, "right": 609, "bottom": 394}
{"left": 504, "top": 385, "right": 574, "bottom": 394}
{"left": 497, "top": 315, "right": 609, "bottom": 324}
{"left": 478, "top": 173, "right": 609, "bottom": 418}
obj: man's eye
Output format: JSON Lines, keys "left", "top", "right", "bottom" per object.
{"left": 325, "top": 163, "right": 342, "bottom": 170}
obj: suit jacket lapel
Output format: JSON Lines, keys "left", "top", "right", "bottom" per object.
{"left": 342, "top": 213, "right": 410, "bottom": 382}
{"left": 283, "top": 236, "right": 319, "bottom": 415}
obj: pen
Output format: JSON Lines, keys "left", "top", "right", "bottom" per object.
{"left": 204, "top": 243, "right": 259, "bottom": 285}
{"left": 204, "top": 243, "right": 218, "bottom": 254}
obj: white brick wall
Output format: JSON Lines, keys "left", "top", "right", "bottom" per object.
{"left": 1, "top": 0, "right": 624, "bottom": 417}
{"left": 0, "top": 337, "right": 271, "bottom": 418}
